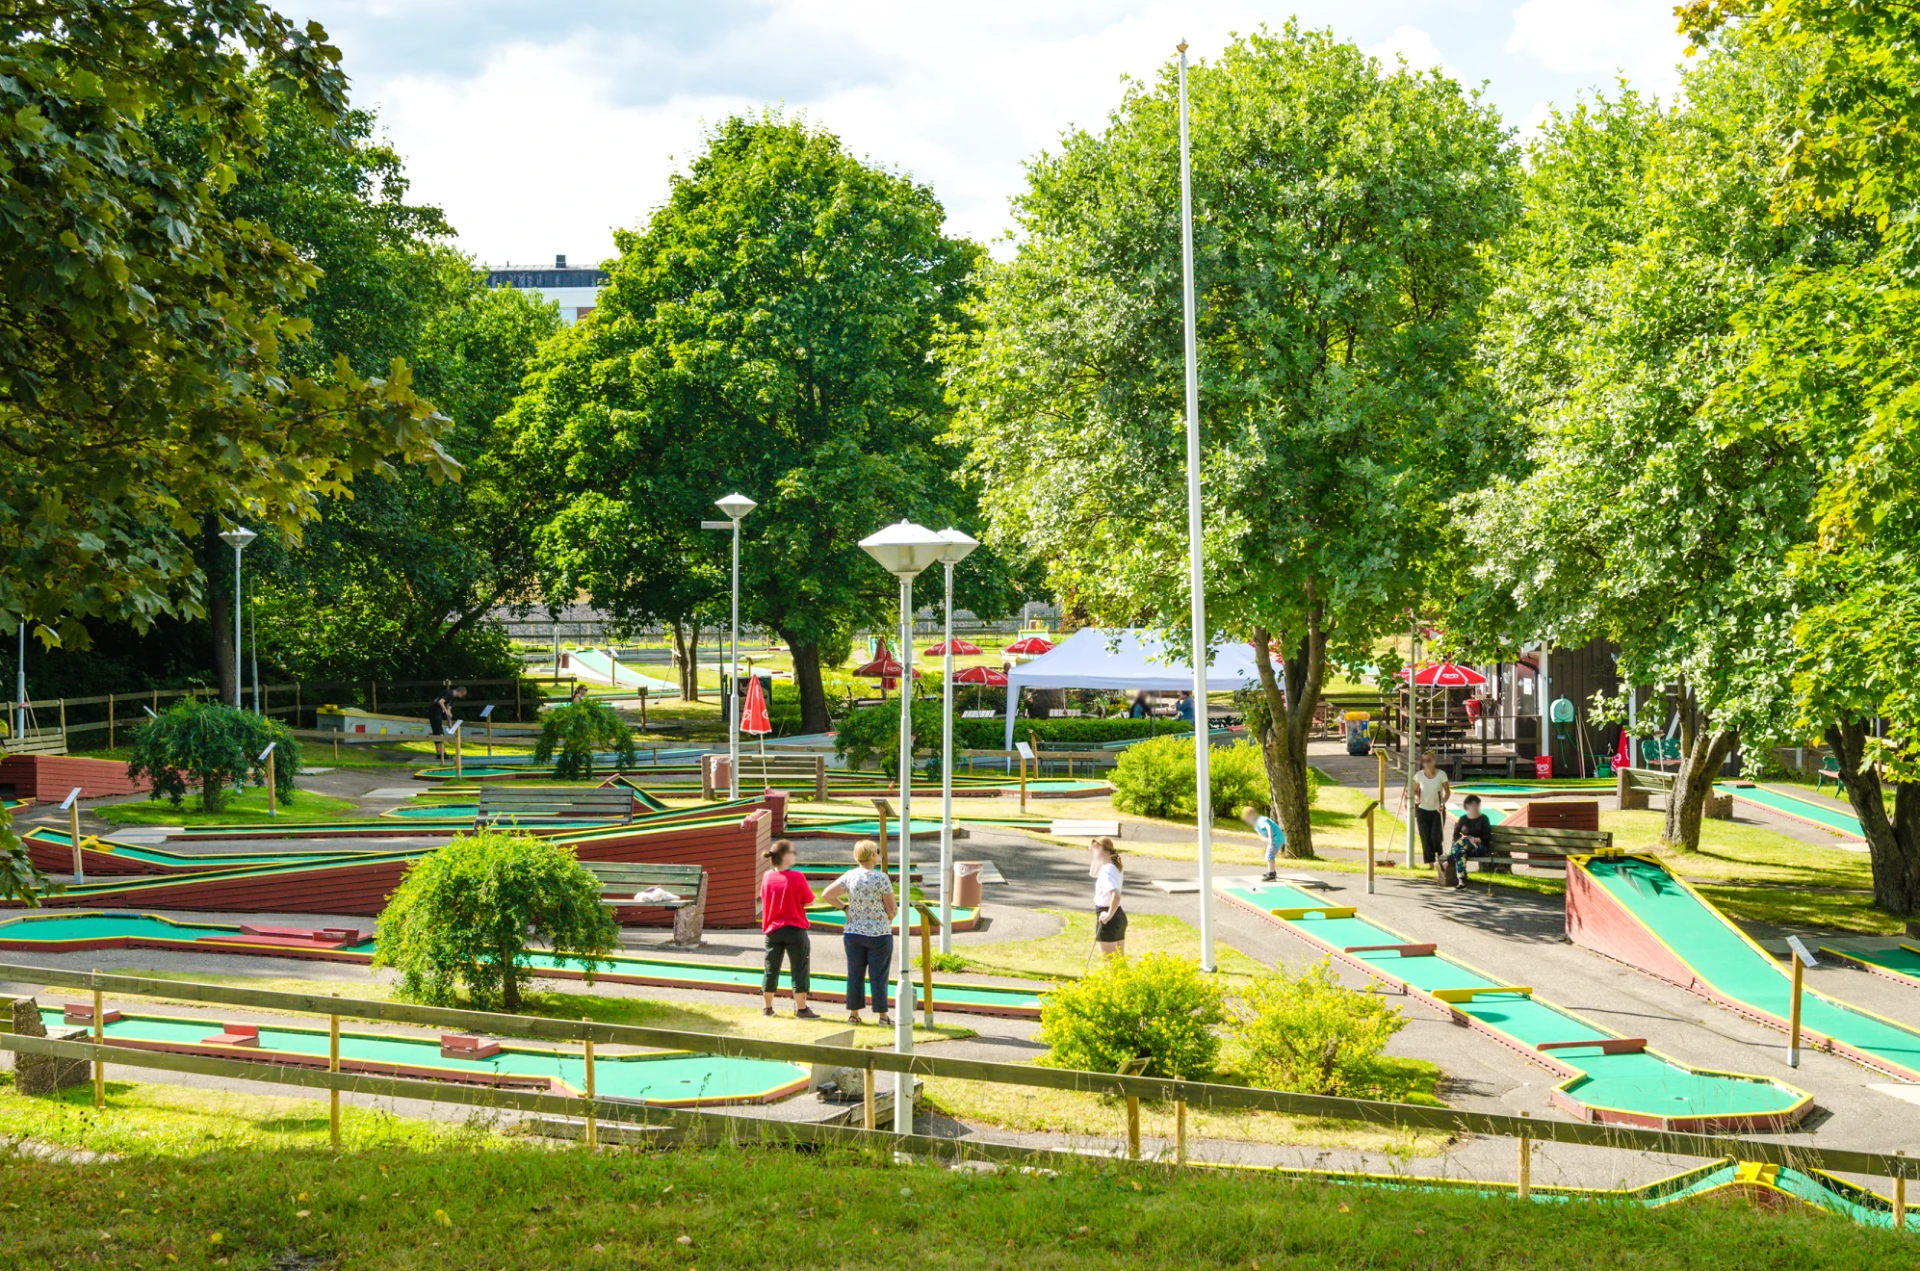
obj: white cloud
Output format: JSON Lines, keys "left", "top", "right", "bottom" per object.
{"left": 1504, "top": 0, "right": 1687, "bottom": 96}
{"left": 1365, "top": 26, "right": 1461, "bottom": 81}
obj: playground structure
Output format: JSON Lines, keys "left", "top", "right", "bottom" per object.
{"left": 1567, "top": 855, "right": 1920, "bottom": 1082}
{"left": 1214, "top": 878, "right": 1812, "bottom": 1132}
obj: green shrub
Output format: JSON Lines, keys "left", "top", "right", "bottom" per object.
{"left": 1230, "top": 958, "right": 1407, "bottom": 1097}
{"left": 126, "top": 699, "right": 300, "bottom": 812}
{"left": 534, "top": 699, "right": 637, "bottom": 778}
{"left": 833, "top": 699, "right": 941, "bottom": 774}
{"left": 1037, "top": 952, "right": 1226, "bottom": 1078}
{"left": 1110, "top": 737, "right": 1276, "bottom": 820}
{"left": 373, "top": 829, "right": 618, "bottom": 1011}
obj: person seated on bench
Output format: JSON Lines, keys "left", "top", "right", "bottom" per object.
{"left": 1255, "top": 815, "right": 1285, "bottom": 882}
{"left": 1444, "top": 795, "right": 1493, "bottom": 890}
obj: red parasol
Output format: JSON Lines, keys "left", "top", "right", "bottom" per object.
{"left": 852, "top": 643, "right": 922, "bottom": 679}
{"left": 926, "top": 637, "right": 983, "bottom": 657}
{"left": 1004, "top": 635, "right": 1053, "bottom": 655}
{"left": 740, "top": 673, "right": 771, "bottom": 736}
{"left": 952, "top": 665, "right": 1008, "bottom": 686}
{"left": 1396, "top": 661, "right": 1488, "bottom": 687}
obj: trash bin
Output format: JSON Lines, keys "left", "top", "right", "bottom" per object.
{"left": 953, "top": 862, "right": 985, "bottom": 909}
{"left": 1342, "top": 711, "right": 1371, "bottom": 756}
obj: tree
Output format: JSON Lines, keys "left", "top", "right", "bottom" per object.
{"left": 512, "top": 113, "right": 1030, "bottom": 731}
{"left": 127, "top": 699, "right": 301, "bottom": 813}
{"left": 1, "top": 811, "right": 49, "bottom": 906}
{"left": 946, "top": 27, "right": 1518, "bottom": 856}
{"left": 0, "top": 1, "right": 454, "bottom": 659}
{"left": 374, "top": 830, "right": 618, "bottom": 1011}
{"left": 533, "top": 699, "right": 639, "bottom": 779}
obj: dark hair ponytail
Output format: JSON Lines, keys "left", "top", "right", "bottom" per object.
{"left": 762, "top": 838, "right": 794, "bottom": 866}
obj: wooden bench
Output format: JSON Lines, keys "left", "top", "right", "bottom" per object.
{"left": 582, "top": 861, "right": 708, "bottom": 945}
{"left": 475, "top": 786, "right": 634, "bottom": 827}
{"left": 1457, "top": 825, "right": 1615, "bottom": 875}
{"left": 1616, "top": 767, "right": 1731, "bottom": 819}
{"left": 2, "top": 731, "right": 68, "bottom": 756}
{"left": 703, "top": 754, "right": 828, "bottom": 801}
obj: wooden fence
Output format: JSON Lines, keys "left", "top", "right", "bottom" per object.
{"left": 0, "top": 963, "right": 1912, "bottom": 1210}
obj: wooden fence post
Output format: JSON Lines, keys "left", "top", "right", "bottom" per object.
{"left": 91, "top": 974, "right": 104, "bottom": 1109}
{"left": 864, "top": 1058, "right": 876, "bottom": 1132}
{"left": 107, "top": 695, "right": 114, "bottom": 751}
{"left": 582, "top": 1018, "right": 597, "bottom": 1149}
{"left": 329, "top": 997, "right": 341, "bottom": 1150}
{"left": 1518, "top": 1111, "right": 1531, "bottom": 1200}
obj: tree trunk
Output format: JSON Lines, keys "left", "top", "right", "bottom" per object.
{"left": 1827, "top": 720, "right": 1920, "bottom": 917}
{"left": 1662, "top": 707, "right": 1735, "bottom": 852}
{"left": 1251, "top": 601, "right": 1328, "bottom": 859}
{"left": 670, "top": 620, "right": 701, "bottom": 701}
{"left": 500, "top": 939, "right": 521, "bottom": 1013}
{"left": 786, "top": 637, "right": 832, "bottom": 735}
{"left": 203, "top": 519, "right": 237, "bottom": 706}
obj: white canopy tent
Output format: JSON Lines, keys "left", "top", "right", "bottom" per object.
{"left": 1002, "top": 627, "right": 1262, "bottom": 748}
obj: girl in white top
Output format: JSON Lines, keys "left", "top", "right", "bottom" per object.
{"left": 1412, "top": 752, "right": 1451, "bottom": 865}
{"left": 1089, "top": 837, "right": 1127, "bottom": 955}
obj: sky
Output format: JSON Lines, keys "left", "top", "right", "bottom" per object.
{"left": 295, "top": 2, "right": 1693, "bottom": 267}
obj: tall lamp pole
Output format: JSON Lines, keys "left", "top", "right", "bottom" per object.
{"left": 218, "top": 527, "right": 258, "bottom": 709}
{"left": 935, "top": 528, "right": 978, "bottom": 955}
{"left": 860, "top": 520, "right": 950, "bottom": 1134}
{"left": 1177, "top": 40, "right": 1216, "bottom": 972}
{"left": 710, "top": 494, "right": 757, "bottom": 800}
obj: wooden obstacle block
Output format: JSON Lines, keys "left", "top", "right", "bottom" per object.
{"left": 1271, "top": 906, "right": 1358, "bottom": 921}
{"left": 1342, "top": 943, "right": 1437, "bottom": 958}
{"left": 202, "top": 1024, "right": 260, "bottom": 1047}
{"left": 440, "top": 1033, "right": 503, "bottom": 1060}
{"left": 1536, "top": 1037, "right": 1647, "bottom": 1055}
{"left": 1431, "top": 986, "right": 1533, "bottom": 1004}
{"left": 63, "top": 1003, "right": 122, "bottom": 1025}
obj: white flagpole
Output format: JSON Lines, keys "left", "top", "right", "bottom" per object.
{"left": 1178, "top": 40, "right": 1215, "bottom": 973}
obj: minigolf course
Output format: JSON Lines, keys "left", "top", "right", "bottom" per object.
{"left": 1819, "top": 941, "right": 1920, "bottom": 993}
{"left": 32, "top": 1003, "right": 807, "bottom": 1105}
{"left": 1568, "top": 855, "right": 1920, "bottom": 1082}
{"left": 1215, "top": 879, "right": 1809, "bottom": 1131}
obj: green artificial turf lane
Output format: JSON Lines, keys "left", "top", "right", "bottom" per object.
{"left": 1821, "top": 942, "right": 1920, "bottom": 989}
{"left": 35, "top": 1007, "right": 805, "bottom": 1103}
{"left": 1217, "top": 881, "right": 1804, "bottom": 1121}
{"left": 1582, "top": 858, "right": 1920, "bottom": 1077}
{"left": 1715, "top": 782, "right": 1864, "bottom": 835}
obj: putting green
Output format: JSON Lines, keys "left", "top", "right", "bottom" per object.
{"left": 1714, "top": 782, "right": 1864, "bottom": 836}
{"left": 1216, "top": 880, "right": 1807, "bottom": 1128}
{"left": 37, "top": 1005, "right": 806, "bottom": 1105}
{"left": 1818, "top": 942, "right": 1920, "bottom": 992}
{"left": 1579, "top": 857, "right": 1920, "bottom": 1080}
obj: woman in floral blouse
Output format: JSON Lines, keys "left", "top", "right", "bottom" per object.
{"left": 818, "top": 839, "right": 899, "bottom": 1027}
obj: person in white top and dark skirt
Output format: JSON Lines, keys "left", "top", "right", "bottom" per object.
{"left": 1412, "top": 752, "right": 1451, "bottom": 866}
{"left": 1089, "top": 837, "right": 1127, "bottom": 955}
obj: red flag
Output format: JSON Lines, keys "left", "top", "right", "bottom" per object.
{"left": 1615, "top": 727, "right": 1632, "bottom": 772}
{"left": 740, "top": 674, "right": 771, "bottom": 735}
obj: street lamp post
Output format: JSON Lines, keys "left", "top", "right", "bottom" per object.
{"left": 935, "top": 528, "right": 977, "bottom": 956}
{"left": 710, "top": 494, "right": 757, "bottom": 799}
{"left": 859, "top": 520, "right": 950, "bottom": 1135}
{"left": 1177, "top": 41, "right": 1216, "bottom": 971}
{"left": 218, "top": 527, "right": 258, "bottom": 710}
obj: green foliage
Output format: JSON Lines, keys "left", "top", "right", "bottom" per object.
{"left": 0, "top": 807, "right": 48, "bottom": 906}
{"left": 1230, "top": 959, "right": 1408, "bottom": 1098}
{"left": 1037, "top": 952, "right": 1226, "bottom": 1079}
{"left": 372, "top": 829, "right": 617, "bottom": 1012}
{"left": 0, "top": 1, "right": 454, "bottom": 653}
{"left": 946, "top": 26, "right": 1518, "bottom": 857}
{"left": 126, "top": 700, "right": 300, "bottom": 813}
{"left": 835, "top": 699, "right": 941, "bottom": 775}
{"left": 989, "top": 717, "right": 1169, "bottom": 747}
{"left": 511, "top": 112, "right": 1032, "bottom": 734}
{"left": 1110, "top": 737, "right": 1278, "bottom": 821}
{"left": 533, "top": 700, "right": 637, "bottom": 779}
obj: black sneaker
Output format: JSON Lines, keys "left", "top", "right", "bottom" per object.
{"left": 795, "top": 1007, "right": 820, "bottom": 1020}
{"left": 1261, "top": 872, "right": 1277, "bottom": 882}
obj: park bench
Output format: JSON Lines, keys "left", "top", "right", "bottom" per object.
{"left": 1449, "top": 824, "right": 1615, "bottom": 878}
{"left": 582, "top": 861, "right": 708, "bottom": 945}
{"left": 475, "top": 786, "right": 634, "bottom": 827}
{"left": 1, "top": 729, "right": 67, "bottom": 757}
{"left": 1815, "top": 754, "right": 1843, "bottom": 794}
{"left": 702, "top": 753, "right": 828, "bottom": 801}
{"left": 1616, "top": 766, "right": 1733, "bottom": 820}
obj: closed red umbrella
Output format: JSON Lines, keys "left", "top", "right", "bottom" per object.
{"left": 926, "top": 637, "right": 983, "bottom": 656}
{"left": 740, "top": 673, "right": 771, "bottom": 736}
{"left": 952, "top": 665, "right": 1008, "bottom": 686}
{"left": 1005, "top": 635, "right": 1053, "bottom": 655}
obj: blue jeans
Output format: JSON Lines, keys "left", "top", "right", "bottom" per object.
{"left": 843, "top": 932, "right": 893, "bottom": 1013}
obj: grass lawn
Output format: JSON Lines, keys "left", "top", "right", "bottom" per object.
{"left": 1, "top": 1118, "right": 1904, "bottom": 1269}
{"left": 94, "top": 787, "right": 360, "bottom": 827}
{"left": 76, "top": 745, "right": 424, "bottom": 773}
{"left": 933, "top": 909, "right": 1271, "bottom": 983}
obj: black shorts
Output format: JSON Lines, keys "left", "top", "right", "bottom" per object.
{"left": 1094, "top": 907, "right": 1128, "bottom": 943}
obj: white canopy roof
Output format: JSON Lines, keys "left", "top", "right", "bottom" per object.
{"left": 1003, "top": 628, "right": 1261, "bottom": 748}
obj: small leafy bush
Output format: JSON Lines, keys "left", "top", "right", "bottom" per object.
{"left": 1230, "top": 958, "right": 1407, "bottom": 1097}
{"left": 127, "top": 699, "right": 300, "bottom": 812}
{"left": 534, "top": 699, "right": 637, "bottom": 778}
{"left": 834, "top": 699, "right": 942, "bottom": 774}
{"left": 1110, "top": 737, "right": 1277, "bottom": 821}
{"left": 1037, "top": 952, "right": 1226, "bottom": 1078}
{"left": 373, "top": 829, "right": 618, "bottom": 1012}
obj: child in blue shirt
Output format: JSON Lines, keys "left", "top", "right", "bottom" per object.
{"left": 1257, "top": 815, "right": 1285, "bottom": 881}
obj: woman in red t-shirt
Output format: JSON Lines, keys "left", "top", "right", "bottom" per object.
{"left": 759, "top": 839, "right": 819, "bottom": 1018}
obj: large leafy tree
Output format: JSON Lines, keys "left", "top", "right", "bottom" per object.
{"left": 0, "top": 0, "right": 454, "bottom": 659}
{"left": 946, "top": 27, "right": 1518, "bottom": 856}
{"left": 514, "top": 113, "right": 1027, "bottom": 729}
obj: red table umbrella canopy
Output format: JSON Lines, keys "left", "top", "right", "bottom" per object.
{"left": 1004, "top": 635, "right": 1053, "bottom": 655}
{"left": 740, "top": 673, "right": 771, "bottom": 735}
{"left": 853, "top": 643, "right": 922, "bottom": 679}
{"left": 1396, "top": 661, "right": 1488, "bottom": 688}
{"left": 951, "top": 665, "right": 1008, "bottom": 686}
{"left": 926, "top": 637, "right": 983, "bottom": 656}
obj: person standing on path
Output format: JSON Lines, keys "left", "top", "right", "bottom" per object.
{"left": 1089, "top": 837, "right": 1127, "bottom": 956}
{"left": 759, "top": 839, "right": 819, "bottom": 1019}
{"left": 1413, "top": 752, "right": 1451, "bottom": 865}
{"left": 429, "top": 684, "right": 466, "bottom": 762}
{"left": 818, "top": 839, "right": 898, "bottom": 1027}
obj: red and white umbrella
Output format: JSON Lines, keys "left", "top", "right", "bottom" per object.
{"left": 1005, "top": 635, "right": 1053, "bottom": 655}
{"left": 951, "top": 665, "right": 1008, "bottom": 686}
{"left": 853, "top": 642, "right": 921, "bottom": 698}
{"left": 926, "top": 637, "right": 983, "bottom": 657}
{"left": 1396, "top": 661, "right": 1488, "bottom": 687}
{"left": 740, "top": 673, "right": 771, "bottom": 736}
